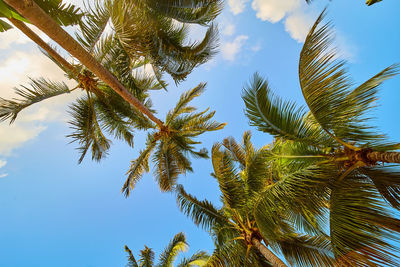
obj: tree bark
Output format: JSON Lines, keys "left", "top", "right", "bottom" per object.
{"left": 8, "top": 18, "right": 76, "bottom": 74}
{"left": 4, "top": 0, "right": 164, "bottom": 128}
{"left": 251, "top": 237, "right": 288, "bottom": 267}
{"left": 366, "top": 151, "right": 400, "bottom": 164}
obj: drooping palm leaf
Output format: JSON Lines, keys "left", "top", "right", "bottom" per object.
{"left": 125, "top": 245, "right": 139, "bottom": 267}
{"left": 0, "top": 78, "right": 72, "bottom": 123}
{"left": 158, "top": 232, "right": 188, "bottom": 267}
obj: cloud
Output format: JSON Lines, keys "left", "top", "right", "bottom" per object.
{"left": 228, "top": 0, "right": 250, "bottom": 15}
{"left": 221, "top": 35, "right": 249, "bottom": 61}
{"left": 251, "top": 0, "right": 300, "bottom": 23}
{"left": 222, "top": 23, "right": 236, "bottom": 36}
{"left": 251, "top": 42, "right": 262, "bottom": 52}
{"left": 0, "top": 25, "right": 50, "bottom": 50}
{"left": 284, "top": 11, "right": 314, "bottom": 42}
{"left": 0, "top": 49, "right": 80, "bottom": 156}
{"left": 0, "top": 160, "right": 7, "bottom": 178}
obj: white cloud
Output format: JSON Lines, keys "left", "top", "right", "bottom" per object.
{"left": 0, "top": 25, "right": 50, "bottom": 50}
{"left": 221, "top": 35, "right": 248, "bottom": 61}
{"left": 228, "top": 0, "right": 249, "bottom": 15}
{"left": 251, "top": 0, "right": 300, "bottom": 23}
{"left": 222, "top": 23, "right": 236, "bottom": 36}
{"left": 284, "top": 11, "right": 314, "bottom": 42}
{"left": 0, "top": 174, "right": 7, "bottom": 178}
{"left": 0, "top": 49, "right": 80, "bottom": 156}
{"left": 251, "top": 42, "right": 262, "bottom": 52}
{"left": 0, "top": 160, "right": 6, "bottom": 168}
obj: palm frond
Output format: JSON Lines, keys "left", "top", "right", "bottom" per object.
{"left": 67, "top": 96, "right": 111, "bottom": 163}
{"left": 0, "top": 18, "right": 12, "bottom": 31}
{"left": 125, "top": 245, "right": 139, "bottom": 267}
{"left": 158, "top": 232, "right": 188, "bottom": 267}
{"left": 176, "top": 185, "right": 227, "bottom": 231}
{"left": 243, "top": 73, "right": 329, "bottom": 145}
{"left": 360, "top": 167, "right": 400, "bottom": 210}
{"left": 153, "top": 143, "right": 181, "bottom": 192}
{"left": 139, "top": 246, "right": 155, "bottom": 267}
{"left": 330, "top": 178, "right": 400, "bottom": 266}
{"left": 35, "top": 0, "right": 83, "bottom": 26}
{"left": 166, "top": 83, "right": 205, "bottom": 124}
{"left": 211, "top": 144, "right": 246, "bottom": 209}
{"left": 222, "top": 136, "right": 246, "bottom": 168}
{"left": 0, "top": 78, "right": 71, "bottom": 123}
{"left": 122, "top": 133, "right": 157, "bottom": 197}
{"left": 177, "top": 251, "right": 209, "bottom": 267}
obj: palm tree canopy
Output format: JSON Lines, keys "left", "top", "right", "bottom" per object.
{"left": 242, "top": 11, "right": 400, "bottom": 265}
{"left": 124, "top": 232, "right": 209, "bottom": 267}
{"left": 0, "top": 0, "right": 82, "bottom": 31}
{"left": 177, "top": 132, "right": 336, "bottom": 266}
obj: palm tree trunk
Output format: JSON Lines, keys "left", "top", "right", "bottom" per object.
{"left": 8, "top": 18, "right": 76, "bottom": 75}
{"left": 4, "top": 0, "right": 164, "bottom": 128}
{"left": 251, "top": 237, "right": 287, "bottom": 267}
{"left": 366, "top": 151, "right": 400, "bottom": 164}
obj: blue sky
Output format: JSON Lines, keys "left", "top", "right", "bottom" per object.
{"left": 0, "top": 0, "right": 399, "bottom": 266}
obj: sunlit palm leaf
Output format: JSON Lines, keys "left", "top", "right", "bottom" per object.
{"left": 177, "top": 251, "right": 209, "bottom": 267}
{"left": 0, "top": 78, "right": 71, "bottom": 123}
{"left": 139, "top": 246, "right": 155, "bottom": 267}
{"left": 158, "top": 232, "right": 188, "bottom": 267}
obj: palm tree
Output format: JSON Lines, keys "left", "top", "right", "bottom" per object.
{"left": 1, "top": 0, "right": 225, "bottom": 194}
{"left": 124, "top": 232, "right": 209, "bottom": 267}
{"left": 177, "top": 132, "right": 335, "bottom": 267}
{"left": 122, "top": 84, "right": 225, "bottom": 196}
{"left": 242, "top": 11, "right": 400, "bottom": 265}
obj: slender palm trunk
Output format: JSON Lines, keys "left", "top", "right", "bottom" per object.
{"left": 8, "top": 18, "right": 76, "bottom": 74}
{"left": 251, "top": 237, "right": 287, "bottom": 267}
{"left": 5, "top": 0, "right": 164, "bottom": 128}
{"left": 366, "top": 151, "right": 400, "bottom": 164}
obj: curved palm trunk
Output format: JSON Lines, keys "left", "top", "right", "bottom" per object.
{"left": 251, "top": 238, "right": 287, "bottom": 267}
{"left": 8, "top": 18, "right": 76, "bottom": 74}
{"left": 5, "top": 0, "right": 164, "bottom": 128}
{"left": 366, "top": 151, "right": 400, "bottom": 164}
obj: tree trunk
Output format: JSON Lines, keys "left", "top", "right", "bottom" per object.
{"left": 5, "top": 0, "right": 164, "bottom": 128}
{"left": 8, "top": 18, "right": 76, "bottom": 74}
{"left": 366, "top": 151, "right": 400, "bottom": 164}
{"left": 251, "top": 237, "right": 288, "bottom": 267}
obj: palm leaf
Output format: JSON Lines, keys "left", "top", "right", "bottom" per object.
{"left": 139, "top": 246, "right": 155, "bottom": 267}
{"left": 0, "top": 17, "right": 11, "bottom": 31}
{"left": 125, "top": 245, "right": 139, "bottom": 267}
{"left": 177, "top": 251, "right": 209, "bottom": 267}
{"left": 158, "top": 232, "right": 188, "bottom": 267}
{"left": 329, "top": 178, "right": 400, "bottom": 266}
{"left": 176, "top": 185, "right": 227, "bottom": 231}
{"left": 0, "top": 78, "right": 71, "bottom": 123}
{"left": 243, "top": 73, "right": 329, "bottom": 145}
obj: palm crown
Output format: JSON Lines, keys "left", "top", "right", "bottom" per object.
{"left": 124, "top": 232, "right": 209, "bottom": 267}
{"left": 177, "top": 132, "right": 336, "bottom": 266}
{"left": 242, "top": 11, "right": 400, "bottom": 265}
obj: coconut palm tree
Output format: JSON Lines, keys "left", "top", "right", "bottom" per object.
{"left": 124, "top": 232, "right": 209, "bottom": 267}
{"left": 177, "top": 132, "right": 335, "bottom": 267}
{"left": 122, "top": 84, "right": 225, "bottom": 196}
{"left": 242, "top": 11, "right": 400, "bottom": 265}
{"left": 1, "top": 0, "right": 225, "bottom": 194}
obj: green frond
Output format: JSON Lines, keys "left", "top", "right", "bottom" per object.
{"left": 0, "top": 78, "right": 71, "bottom": 123}
{"left": 182, "top": 110, "right": 226, "bottom": 134}
{"left": 139, "top": 246, "right": 155, "bottom": 267}
{"left": 177, "top": 251, "right": 209, "bottom": 267}
{"left": 153, "top": 143, "right": 182, "bottom": 192}
{"left": 243, "top": 73, "right": 329, "bottom": 145}
{"left": 158, "top": 232, "right": 188, "bottom": 267}
{"left": 35, "top": 0, "right": 83, "bottom": 26}
{"left": 125, "top": 245, "right": 139, "bottom": 267}
{"left": 277, "top": 234, "right": 335, "bottom": 267}
{"left": 67, "top": 96, "right": 111, "bottom": 163}
{"left": 176, "top": 184, "right": 227, "bottom": 231}
{"left": 211, "top": 144, "right": 246, "bottom": 209}
{"left": 148, "top": 0, "right": 222, "bottom": 25}
{"left": 222, "top": 136, "right": 246, "bottom": 167}
{"left": 122, "top": 133, "right": 157, "bottom": 197}
{"left": 0, "top": 18, "right": 11, "bottom": 31}
{"left": 94, "top": 97, "right": 135, "bottom": 147}
{"left": 76, "top": 0, "right": 111, "bottom": 53}
{"left": 360, "top": 167, "right": 400, "bottom": 210}
{"left": 329, "top": 178, "right": 400, "bottom": 266}
{"left": 166, "top": 83, "right": 205, "bottom": 124}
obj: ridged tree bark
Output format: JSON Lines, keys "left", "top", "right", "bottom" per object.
{"left": 367, "top": 151, "right": 400, "bottom": 164}
{"left": 8, "top": 18, "right": 76, "bottom": 74}
{"left": 4, "top": 0, "right": 164, "bottom": 128}
{"left": 251, "top": 238, "right": 288, "bottom": 267}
